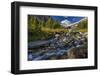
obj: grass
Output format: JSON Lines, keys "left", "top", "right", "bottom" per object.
{"left": 28, "top": 27, "right": 87, "bottom": 42}
{"left": 42, "top": 27, "right": 87, "bottom": 33}
{"left": 79, "top": 28, "right": 87, "bottom": 33}
{"left": 41, "top": 27, "right": 69, "bottom": 33}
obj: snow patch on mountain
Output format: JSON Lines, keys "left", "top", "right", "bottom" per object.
{"left": 61, "top": 19, "right": 71, "bottom": 27}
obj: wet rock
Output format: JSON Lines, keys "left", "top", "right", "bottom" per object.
{"left": 67, "top": 45, "right": 87, "bottom": 59}
{"left": 28, "top": 31, "right": 88, "bottom": 60}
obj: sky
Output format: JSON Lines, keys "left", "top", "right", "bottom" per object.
{"left": 51, "top": 16, "right": 85, "bottom": 23}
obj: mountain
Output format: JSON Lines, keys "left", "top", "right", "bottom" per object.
{"left": 29, "top": 15, "right": 51, "bottom": 22}
{"left": 28, "top": 15, "right": 85, "bottom": 24}
{"left": 60, "top": 19, "right": 71, "bottom": 27}
{"left": 51, "top": 16, "right": 65, "bottom": 22}
{"left": 60, "top": 17, "right": 87, "bottom": 28}
{"left": 51, "top": 16, "right": 85, "bottom": 23}
{"left": 64, "top": 16, "right": 84, "bottom": 23}
{"left": 28, "top": 15, "right": 86, "bottom": 28}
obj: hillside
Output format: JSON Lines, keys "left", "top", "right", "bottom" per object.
{"left": 28, "top": 15, "right": 88, "bottom": 42}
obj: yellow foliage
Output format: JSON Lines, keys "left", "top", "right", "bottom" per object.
{"left": 41, "top": 27, "right": 68, "bottom": 33}
{"left": 79, "top": 29, "right": 87, "bottom": 33}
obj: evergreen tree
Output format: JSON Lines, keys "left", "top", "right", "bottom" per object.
{"left": 41, "top": 20, "right": 45, "bottom": 27}
{"left": 77, "top": 19, "right": 88, "bottom": 29}
{"left": 53, "top": 21, "right": 61, "bottom": 29}
{"left": 46, "top": 17, "right": 53, "bottom": 28}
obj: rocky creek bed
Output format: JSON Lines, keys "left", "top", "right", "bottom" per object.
{"left": 28, "top": 31, "right": 88, "bottom": 61}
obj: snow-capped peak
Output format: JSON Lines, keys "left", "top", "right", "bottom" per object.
{"left": 61, "top": 19, "right": 71, "bottom": 27}
{"left": 61, "top": 19, "right": 71, "bottom": 24}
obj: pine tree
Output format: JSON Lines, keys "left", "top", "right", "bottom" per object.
{"left": 53, "top": 21, "right": 61, "bottom": 29}
{"left": 46, "top": 17, "right": 53, "bottom": 28}
{"left": 41, "top": 20, "right": 45, "bottom": 27}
